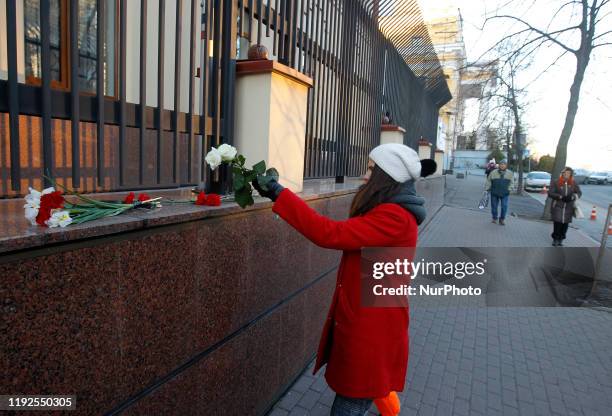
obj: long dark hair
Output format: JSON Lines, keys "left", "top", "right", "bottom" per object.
{"left": 349, "top": 165, "right": 401, "bottom": 217}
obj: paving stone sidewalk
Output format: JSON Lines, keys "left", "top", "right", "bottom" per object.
{"left": 267, "top": 175, "right": 612, "bottom": 416}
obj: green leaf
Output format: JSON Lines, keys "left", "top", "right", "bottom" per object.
{"left": 233, "top": 172, "right": 246, "bottom": 190}
{"left": 234, "top": 186, "right": 254, "bottom": 208}
{"left": 252, "top": 160, "right": 266, "bottom": 175}
{"left": 237, "top": 155, "right": 246, "bottom": 166}
{"left": 232, "top": 165, "right": 243, "bottom": 175}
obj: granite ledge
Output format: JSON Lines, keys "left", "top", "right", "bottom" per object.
{"left": 0, "top": 178, "right": 363, "bottom": 255}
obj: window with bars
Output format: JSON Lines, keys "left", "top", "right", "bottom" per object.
{"left": 23, "top": 0, "right": 117, "bottom": 96}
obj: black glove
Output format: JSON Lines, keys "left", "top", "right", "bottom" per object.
{"left": 562, "top": 195, "right": 573, "bottom": 203}
{"left": 252, "top": 178, "right": 285, "bottom": 201}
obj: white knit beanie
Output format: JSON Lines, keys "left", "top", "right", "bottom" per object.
{"left": 368, "top": 143, "right": 421, "bottom": 183}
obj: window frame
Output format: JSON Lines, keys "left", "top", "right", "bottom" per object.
{"left": 24, "top": 0, "right": 119, "bottom": 99}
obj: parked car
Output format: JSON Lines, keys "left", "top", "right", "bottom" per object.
{"left": 585, "top": 172, "right": 608, "bottom": 184}
{"left": 524, "top": 171, "right": 551, "bottom": 192}
{"left": 607, "top": 172, "right": 612, "bottom": 184}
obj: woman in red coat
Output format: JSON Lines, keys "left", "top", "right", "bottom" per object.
{"left": 253, "top": 143, "right": 436, "bottom": 415}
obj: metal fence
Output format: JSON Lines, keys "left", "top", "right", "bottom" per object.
{"left": 1, "top": 0, "right": 235, "bottom": 196}
{"left": 0, "top": 0, "right": 450, "bottom": 197}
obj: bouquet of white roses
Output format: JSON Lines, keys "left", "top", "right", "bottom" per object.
{"left": 205, "top": 144, "right": 279, "bottom": 208}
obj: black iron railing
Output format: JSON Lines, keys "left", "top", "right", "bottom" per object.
{"left": 1, "top": 0, "right": 235, "bottom": 196}
{"left": 1, "top": 0, "right": 449, "bottom": 197}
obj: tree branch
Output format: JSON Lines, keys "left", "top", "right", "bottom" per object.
{"left": 487, "top": 15, "right": 578, "bottom": 53}
{"left": 593, "top": 29, "right": 612, "bottom": 40}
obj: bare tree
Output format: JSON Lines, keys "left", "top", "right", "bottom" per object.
{"left": 464, "top": 53, "right": 529, "bottom": 193}
{"left": 483, "top": 0, "right": 612, "bottom": 217}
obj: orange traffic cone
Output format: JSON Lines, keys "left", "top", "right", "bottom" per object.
{"left": 541, "top": 185, "right": 548, "bottom": 195}
{"left": 590, "top": 206, "right": 597, "bottom": 221}
{"left": 608, "top": 223, "right": 612, "bottom": 236}
{"left": 374, "top": 391, "right": 401, "bottom": 416}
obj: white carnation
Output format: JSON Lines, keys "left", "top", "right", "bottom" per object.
{"left": 217, "top": 144, "right": 237, "bottom": 162}
{"left": 46, "top": 210, "right": 73, "bottom": 228}
{"left": 205, "top": 147, "right": 223, "bottom": 170}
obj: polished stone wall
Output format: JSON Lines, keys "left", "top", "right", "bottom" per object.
{"left": 1, "top": 195, "right": 350, "bottom": 415}
{"left": 0, "top": 176, "right": 445, "bottom": 415}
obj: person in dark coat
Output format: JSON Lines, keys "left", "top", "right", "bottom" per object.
{"left": 548, "top": 167, "right": 582, "bottom": 246}
{"left": 253, "top": 143, "right": 437, "bottom": 416}
{"left": 485, "top": 159, "right": 514, "bottom": 225}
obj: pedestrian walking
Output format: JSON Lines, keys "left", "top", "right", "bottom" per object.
{"left": 548, "top": 167, "right": 582, "bottom": 246}
{"left": 252, "top": 143, "right": 436, "bottom": 416}
{"left": 484, "top": 159, "right": 497, "bottom": 177}
{"left": 485, "top": 159, "right": 514, "bottom": 225}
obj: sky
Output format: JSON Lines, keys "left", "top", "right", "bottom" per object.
{"left": 423, "top": 0, "right": 612, "bottom": 171}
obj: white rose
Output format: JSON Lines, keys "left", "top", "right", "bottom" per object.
{"left": 24, "top": 187, "right": 44, "bottom": 225}
{"left": 24, "top": 187, "right": 42, "bottom": 208}
{"left": 205, "top": 147, "right": 223, "bottom": 170}
{"left": 217, "top": 144, "right": 237, "bottom": 162}
{"left": 24, "top": 206, "right": 39, "bottom": 225}
{"left": 46, "top": 210, "right": 73, "bottom": 228}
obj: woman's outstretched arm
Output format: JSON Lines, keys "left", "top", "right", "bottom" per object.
{"left": 272, "top": 188, "right": 413, "bottom": 251}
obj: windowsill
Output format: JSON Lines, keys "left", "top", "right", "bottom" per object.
{"left": 0, "top": 178, "right": 363, "bottom": 254}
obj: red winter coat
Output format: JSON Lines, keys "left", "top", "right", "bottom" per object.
{"left": 272, "top": 188, "right": 418, "bottom": 399}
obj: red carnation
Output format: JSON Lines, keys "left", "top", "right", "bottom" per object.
{"left": 123, "top": 192, "right": 135, "bottom": 204}
{"left": 36, "top": 206, "right": 53, "bottom": 226}
{"left": 205, "top": 193, "right": 221, "bottom": 206}
{"left": 40, "top": 191, "right": 64, "bottom": 209}
{"left": 36, "top": 191, "right": 64, "bottom": 226}
{"left": 138, "top": 193, "right": 151, "bottom": 202}
{"left": 195, "top": 192, "right": 207, "bottom": 206}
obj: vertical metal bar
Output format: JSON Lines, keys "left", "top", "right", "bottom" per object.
{"left": 157, "top": 0, "right": 165, "bottom": 184}
{"left": 302, "top": 0, "right": 312, "bottom": 176}
{"left": 139, "top": 0, "right": 148, "bottom": 184}
{"left": 266, "top": 0, "right": 271, "bottom": 37}
{"left": 321, "top": 0, "right": 334, "bottom": 176}
{"left": 355, "top": 13, "right": 365, "bottom": 175}
{"left": 201, "top": 0, "right": 212, "bottom": 182}
{"left": 70, "top": 0, "right": 80, "bottom": 187}
{"left": 349, "top": 9, "right": 358, "bottom": 176}
{"left": 305, "top": 0, "right": 312, "bottom": 75}
{"left": 285, "top": 0, "right": 293, "bottom": 66}
{"left": 307, "top": 0, "right": 319, "bottom": 176}
{"left": 257, "top": 0, "right": 262, "bottom": 45}
{"left": 273, "top": 0, "right": 279, "bottom": 55}
{"left": 314, "top": 0, "right": 326, "bottom": 176}
{"left": 211, "top": 0, "right": 223, "bottom": 152}
{"left": 299, "top": 0, "right": 305, "bottom": 72}
{"left": 221, "top": 0, "right": 237, "bottom": 147}
{"left": 40, "top": 0, "right": 53, "bottom": 186}
{"left": 173, "top": 0, "right": 183, "bottom": 184}
{"left": 337, "top": 0, "right": 355, "bottom": 181}
{"left": 187, "top": 0, "right": 197, "bottom": 183}
{"left": 96, "top": 0, "right": 105, "bottom": 186}
{"left": 239, "top": 0, "right": 244, "bottom": 40}
{"left": 290, "top": 0, "right": 298, "bottom": 68}
{"left": 248, "top": 0, "right": 253, "bottom": 43}
{"left": 6, "top": 0, "right": 21, "bottom": 190}
{"left": 330, "top": 0, "right": 340, "bottom": 177}
{"left": 278, "top": 0, "right": 286, "bottom": 63}
{"left": 119, "top": 0, "right": 127, "bottom": 185}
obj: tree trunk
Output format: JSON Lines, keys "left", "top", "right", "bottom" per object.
{"left": 541, "top": 52, "right": 590, "bottom": 219}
